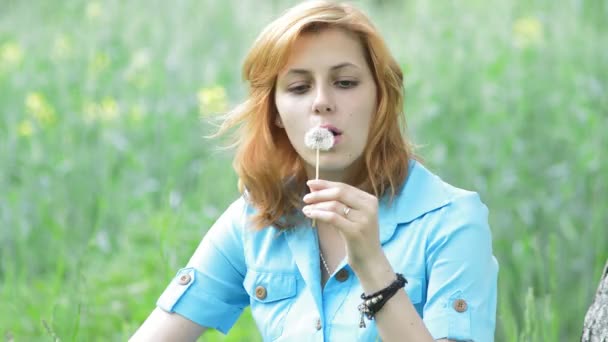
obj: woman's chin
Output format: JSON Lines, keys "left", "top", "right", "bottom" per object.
{"left": 304, "top": 157, "right": 360, "bottom": 177}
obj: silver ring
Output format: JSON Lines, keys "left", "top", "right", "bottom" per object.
{"left": 343, "top": 206, "right": 351, "bottom": 217}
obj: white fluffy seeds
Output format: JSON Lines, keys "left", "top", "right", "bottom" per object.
{"left": 304, "top": 127, "right": 334, "bottom": 151}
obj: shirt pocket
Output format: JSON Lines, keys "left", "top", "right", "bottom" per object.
{"left": 243, "top": 270, "right": 298, "bottom": 341}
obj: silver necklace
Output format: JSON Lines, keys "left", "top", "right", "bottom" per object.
{"left": 319, "top": 250, "right": 332, "bottom": 276}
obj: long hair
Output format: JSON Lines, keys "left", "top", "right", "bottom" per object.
{"left": 209, "top": 0, "right": 416, "bottom": 230}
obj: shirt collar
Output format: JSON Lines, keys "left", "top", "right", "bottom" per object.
{"left": 378, "top": 160, "right": 451, "bottom": 244}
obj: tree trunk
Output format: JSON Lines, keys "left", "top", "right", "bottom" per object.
{"left": 582, "top": 260, "right": 608, "bottom": 342}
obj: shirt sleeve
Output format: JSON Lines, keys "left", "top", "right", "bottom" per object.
{"left": 156, "top": 197, "right": 250, "bottom": 334}
{"left": 423, "top": 191, "right": 499, "bottom": 342}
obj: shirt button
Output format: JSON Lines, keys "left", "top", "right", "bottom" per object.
{"left": 453, "top": 299, "right": 468, "bottom": 313}
{"left": 315, "top": 318, "right": 322, "bottom": 331}
{"left": 255, "top": 286, "right": 267, "bottom": 300}
{"left": 177, "top": 273, "right": 191, "bottom": 285}
{"left": 335, "top": 268, "right": 349, "bottom": 282}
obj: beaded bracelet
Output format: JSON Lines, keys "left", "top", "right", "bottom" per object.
{"left": 357, "top": 273, "right": 407, "bottom": 328}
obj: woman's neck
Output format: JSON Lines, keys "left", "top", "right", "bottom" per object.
{"left": 303, "top": 158, "right": 365, "bottom": 185}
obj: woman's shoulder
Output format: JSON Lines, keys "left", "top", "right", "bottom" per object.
{"left": 406, "top": 160, "right": 483, "bottom": 200}
{"left": 202, "top": 195, "right": 253, "bottom": 243}
{"left": 407, "top": 160, "right": 491, "bottom": 237}
{"left": 211, "top": 194, "right": 287, "bottom": 238}
{"left": 385, "top": 160, "right": 489, "bottom": 229}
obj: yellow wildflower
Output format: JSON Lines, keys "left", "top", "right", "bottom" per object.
{"left": 83, "top": 100, "right": 98, "bottom": 123}
{"left": 128, "top": 104, "right": 146, "bottom": 123}
{"left": 52, "top": 34, "right": 73, "bottom": 61}
{"left": 99, "top": 97, "right": 119, "bottom": 122}
{"left": 513, "top": 16, "right": 544, "bottom": 48}
{"left": 89, "top": 52, "right": 110, "bottom": 74}
{"left": 125, "top": 50, "right": 151, "bottom": 89}
{"left": 18, "top": 120, "right": 35, "bottom": 137}
{"left": 101, "top": 97, "right": 119, "bottom": 121}
{"left": 86, "top": 2, "right": 103, "bottom": 20}
{"left": 82, "top": 97, "right": 120, "bottom": 123}
{"left": 0, "top": 41, "right": 23, "bottom": 69}
{"left": 25, "top": 92, "right": 57, "bottom": 126}
{"left": 130, "top": 50, "right": 150, "bottom": 70}
{"left": 197, "top": 86, "right": 228, "bottom": 115}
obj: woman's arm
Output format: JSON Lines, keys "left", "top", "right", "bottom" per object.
{"left": 131, "top": 198, "right": 250, "bottom": 341}
{"left": 303, "top": 179, "right": 497, "bottom": 341}
{"left": 129, "top": 307, "right": 206, "bottom": 342}
{"left": 355, "top": 255, "right": 456, "bottom": 342}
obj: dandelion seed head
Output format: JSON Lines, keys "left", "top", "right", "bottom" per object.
{"left": 305, "top": 127, "right": 334, "bottom": 151}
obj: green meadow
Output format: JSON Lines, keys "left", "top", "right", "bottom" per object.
{"left": 1, "top": 0, "right": 606, "bottom": 340}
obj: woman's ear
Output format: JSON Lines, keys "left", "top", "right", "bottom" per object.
{"left": 274, "top": 116, "right": 284, "bottom": 128}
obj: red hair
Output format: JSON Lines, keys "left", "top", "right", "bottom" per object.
{"left": 209, "top": 0, "right": 416, "bottom": 230}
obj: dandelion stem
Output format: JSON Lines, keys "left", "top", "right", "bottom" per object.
{"left": 316, "top": 148, "right": 320, "bottom": 180}
{"left": 312, "top": 148, "right": 320, "bottom": 227}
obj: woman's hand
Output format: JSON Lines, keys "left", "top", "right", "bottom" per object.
{"left": 302, "top": 179, "right": 390, "bottom": 276}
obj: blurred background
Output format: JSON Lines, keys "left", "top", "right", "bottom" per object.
{"left": 1, "top": 0, "right": 606, "bottom": 340}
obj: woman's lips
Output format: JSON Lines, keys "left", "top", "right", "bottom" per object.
{"left": 316, "top": 124, "right": 343, "bottom": 146}
{"left": 319, "top": 124, "right": 343, "bottom": 135}
{"left": 332, "top": 134, "right": 343, "bottom": 145}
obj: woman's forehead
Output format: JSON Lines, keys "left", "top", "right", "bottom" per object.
{"left": 278, "top": 28, "right": 368, "bottom": 76}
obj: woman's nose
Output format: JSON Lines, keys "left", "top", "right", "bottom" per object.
{"left": 313, "top": 104, "right": 334, "bottom": 113}
{"left": 312, "top": 86, "right": 335, "bottom": 114}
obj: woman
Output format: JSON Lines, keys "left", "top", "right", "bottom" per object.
{"left": 131, "top": 1, "right": 498, "bottom": 341}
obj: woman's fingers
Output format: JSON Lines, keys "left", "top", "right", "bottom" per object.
{"left": 303, "top": 200, "right": 359, "bottom": 220}
{"left": 303, "top": 203, "right": 352, "bottom": 228}
{"left": 304, "top": 179, "right": 372, "bottom": 211}
{"left": 303, "top": 180, "right": 382, "bottom": 264}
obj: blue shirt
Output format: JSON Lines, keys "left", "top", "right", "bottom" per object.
{"left": 156, "top": 160, "right": 498, "bottom": 341}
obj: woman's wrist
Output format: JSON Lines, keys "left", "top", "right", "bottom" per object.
{"left": 351, "top": 252, "right": 396, "bottom": 294}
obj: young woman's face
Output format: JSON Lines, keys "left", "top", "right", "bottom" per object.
{"left": 274, "top": 28, "right": 378, "bottom": 181}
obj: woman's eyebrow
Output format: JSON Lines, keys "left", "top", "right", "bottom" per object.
{"left": 284, "top": 62, "right": 360, "bottom": 76}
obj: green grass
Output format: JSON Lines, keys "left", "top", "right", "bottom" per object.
{"left": 1, "top": 0, "right": 606, "bottom": 341}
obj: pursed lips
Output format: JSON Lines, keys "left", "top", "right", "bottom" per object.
{"left": 319, "top": 124, "right": 343, "bottom": 136}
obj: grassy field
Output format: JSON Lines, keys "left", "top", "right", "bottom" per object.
{"left": 1, "top": 0, "right": 606, "bottom": 340}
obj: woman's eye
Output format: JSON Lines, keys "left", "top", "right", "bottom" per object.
{"left": 335, "top": 80, "right": 359, "bottom": 88}
{"left": 288, "top": 84, "right": 310, "bottom": 94}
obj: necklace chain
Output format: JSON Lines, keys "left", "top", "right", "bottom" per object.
{"left": 319, "top": 250, "right": 332, "bottom": 276}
